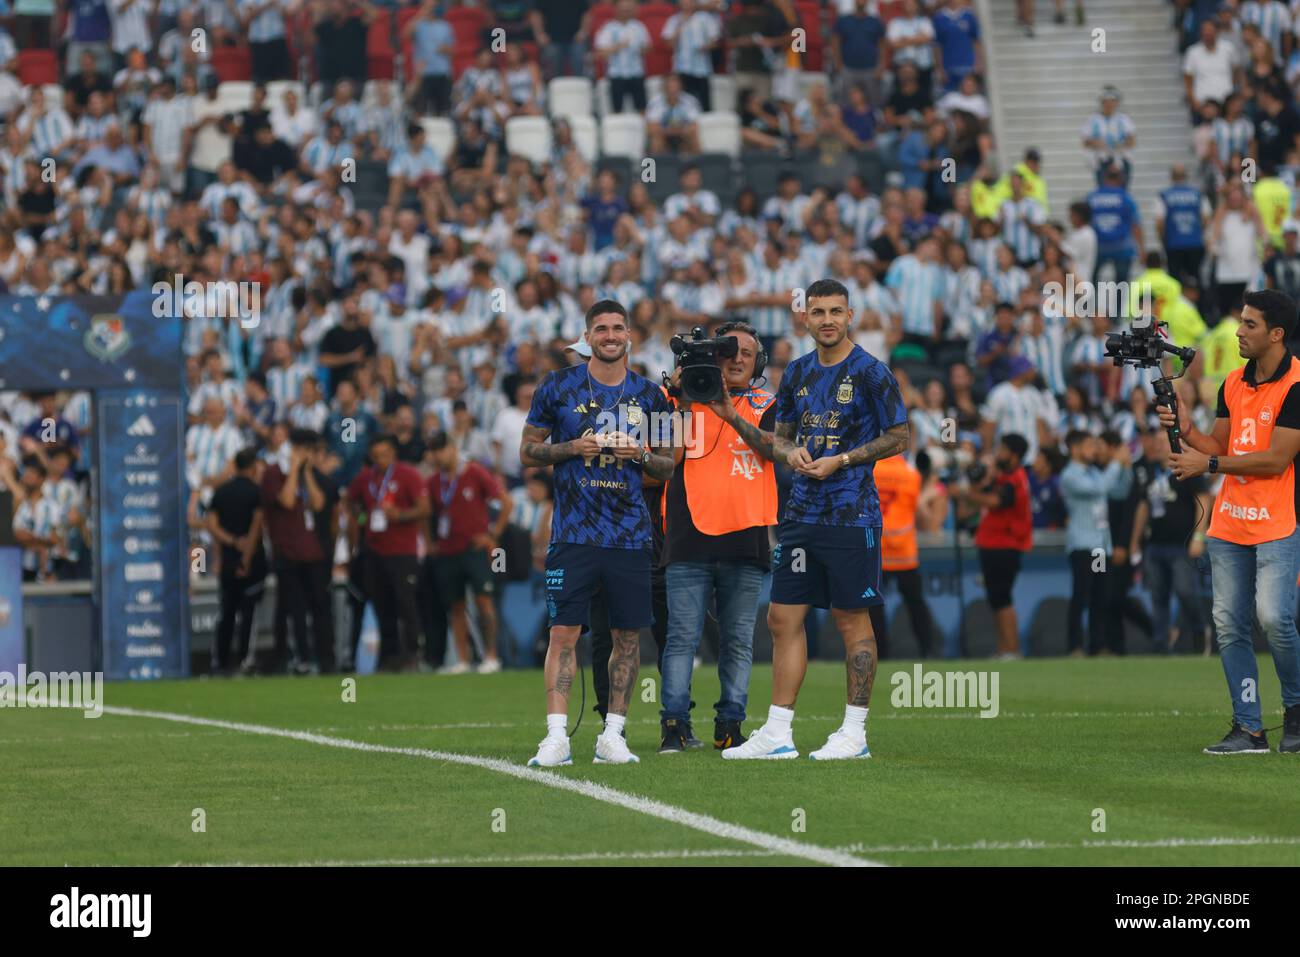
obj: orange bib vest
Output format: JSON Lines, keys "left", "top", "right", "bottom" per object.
{"left": 1210, "top": 355, "right": 1300, "bottom": 546}
{"left": 680, "top": 391, "right": 778, "bottom": 535}
{"left": 874, "top": 454, "right": 921, "bottom": 571}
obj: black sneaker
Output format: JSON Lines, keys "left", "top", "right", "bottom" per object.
{"left": 714, "top": 719, "right": 747, "bottom": 750}
{"left": 1204, "top": 723, "right": 1270, "bottom": 755}
{"left": 1280, "top": 706, "right": 1300, "bottom": 753}
{"left": 659, "top": 719, "right": 687, "bottom": 754}
{"left": 681, "top": 720, "right": 705, "bottom": 749}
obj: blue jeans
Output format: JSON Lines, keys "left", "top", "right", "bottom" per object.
{"left": 1207, "top": 527, "right": 1300, "bottom": 731}
{"left": 1145, "top": 541, "right": 1206, "bottom": 650}
{"left": 660, "top": 560, "right": 764, "bottom": 724}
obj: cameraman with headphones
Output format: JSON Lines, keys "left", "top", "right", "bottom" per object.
{"left": 1162, "top": 289, "right": 1300, "bottom": 754}
{"left": 658, "top": 320, "right": 779, "bottom": 753}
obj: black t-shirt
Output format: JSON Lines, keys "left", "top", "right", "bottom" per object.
{"left": 316, "top": 14, "right": 368, "bottom": 85}
{"left": 1256, "top": 105, "right": 1300, "bottom": 169}
{"left": 1139, "top": 460, "right": 1208, "bottom": 546}
{"left": 887, "top": 86, "right": 933, "bottom": 123}
{"left": 533, "top": 0, "right": 587, "bottom": 42}
{"left": 319, "top": 323, "right": 377, "bottom": 397}
{"left": 68, "top": 72, "right": 113, "bottom": 108}
{"left": 1112, "top": 453, "right": 1151, "bottom": 549}
{"left": 210, "top": 475, "right": 266, "bottom": 570}
{"left": 235, "top": 136, "right": 298, "bottom": 184}
{"left": 395, "top": 433, "right": 427, "bottom": 464}
{"left": 661, "top": 404, "right": 777, "bottom": 569}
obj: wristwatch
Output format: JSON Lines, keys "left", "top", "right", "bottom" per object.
{"left": 639, "top": 448, "right": 652, "bottom": 467}
{"left": 841, "top": 453, "right": 851, "bottom": 469}
{"left": 1208, "top": 455, "right": 1219, "bottom": 474}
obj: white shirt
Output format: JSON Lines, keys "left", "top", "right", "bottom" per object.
{"left": 1183, "top": 41, "right": 1238, "bottom": 105}
{"left": 490, "top": 406, "right": 529, "bottom": 479}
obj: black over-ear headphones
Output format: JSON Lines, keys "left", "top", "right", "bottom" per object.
{"left": 715, "top": 320, "right": 767, "bottom": 381}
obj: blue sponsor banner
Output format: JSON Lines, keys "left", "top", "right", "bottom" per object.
{"left": 98, "top": 390, "right": 189, "bottom": 679}
{"left": 0, "top": 547, "right": 22, "bottom": 672}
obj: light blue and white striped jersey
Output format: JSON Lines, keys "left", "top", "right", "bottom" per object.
{"left": 20, "top": 107, "right": 74, "bottom": 157}
{"left": 1069, "top": 333, "right": 1108, "bottom": 405}
{"left": 0, "top": 145, "right": 30, "bottom": 204}
{"left": 143, "top": 94, "right": 193, "bottom": 158}
{"left": 109, "top": 0, "right": 152, "bottom": 54}
{"left": 595, "top": 18, "right": 651, "bottom": 78}
{"left": 1240, "top": 1, "right": 1291, "bottom": 58}
{"left": 510, "top": 496, "right": 546, "bottom": 535}
{"left": 457, "top": 67, "right": 504, "bottom": 99}
{"left": 981, "top": 380, "right": 1054, "bottom": 462}
{"left": 465, "top": 385, "right": 507, "bottom": 431}
{"left": 645, "top": 91, "right": 702, "bottom": 127}
{"left": 266, "top": 362, "right": 312, "bottom": 418}
{"left": 241, "top": 0, "right": 287, "bottom": 42}
{"left": 748, "top": 260, "right": 802, "bottom": 338}
{"left": 199, "top": 179, "right": 260, "bottom": 219}
{"left": 186, "top": 421, "right": 243, "bottom": 486}
{"left": 664, "top": 189, "right": 721, "bottom": 222}
{"left": 999, "top": 197, "right": 1046, "bottom": 262}
{"left": 14, "top": 493, "right": 61, "bottom": 573}
{"left": 301, "top": 135, "right": 354, "bottom": 177}
{"left": 388, "top": 143, "right": 443, "bottom": 179}
{"left": 202, "top": 0, "right": 240, "bottom": 32}
{"left": 1080, "top": 111, "right": 1136, "bottom": 158}
{"left": 664, "top": 10, "right": 720, "bottom": 76}
{"left": 322, "top": 98, "right": 363, "bottom": 138}
{"left": 909, "top": 406, "right": 947, "bottom": 450}
{"left": 942, "top": 264, "right": 983, "bottom": 340}
{"left": 0, "top": 30, "right": 15, "bottom": 70}
{"left": 939, "top": 209, "right": 971, "bottom": 246}
{"left": 558, "top": 249, "right": 608, "bottom": 290}
{"left": 1210, "top": 116, "right": 1254, "bottom": 165}
{"left": 885, "top": 254, "right": 944, "bottom": 337}
{"left": 75, "top": 112, "right": 116, "bottom": 146}
{"left": 1061, "top": 459, "right": 1130, "bottom": 553}
{"left": 837, "top": 191, "right": 881, "bottom": 247}
{"left": 886, "top": 15, "right": 936, "bottom": 70}
{"left": 288, "top": 400, "right": 329, "bottom": 433}
{"left": 849, "top": 279, "right": 900, "bottom": 327}
{"left": 1019, "top": 311, "right": 1069, "bottom": 397}
{"left": 214, "top": 218, "right": 260, "bottom": 257}
{"left": 188, "top": 378, "right": 244, "bottom": 418}
{"left": 968, "top": 235, "right": 1001, "bottom": 279}
{"left": 992, "top": 265, "right": 1031, "bottom": 305}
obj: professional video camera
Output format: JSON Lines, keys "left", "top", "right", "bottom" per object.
{"left": 1103, "top": 317, "right": 1197, "bottom": 453}
{"left": 664, "top": 325, "right": 738, "bottom": 403}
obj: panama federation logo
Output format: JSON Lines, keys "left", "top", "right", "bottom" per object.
{"left": 84, "top": 314, "right": 132, "bottom": 362}
{"left": 836, "top": 380, "right": 853, "bottom": 404}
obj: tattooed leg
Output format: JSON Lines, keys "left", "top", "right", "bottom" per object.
{"left": 834, "top": 609, "right": 877, "bottom": 707}
{"left": 545, "top": 625, "right": 581, "bottom": 714}
{"left": 607, "top": 628, "right": 641, "bottom": 717}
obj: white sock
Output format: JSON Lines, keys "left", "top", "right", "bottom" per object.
{"left": 546, "top": 713, "right": 567, "bottom": 738}
{"left": 842, "top": 705, "right": 868, "bottom": 736}
{"left": 604, "top": 713, "right": 626, "bottom": 736}
{"left": 767, "top": 705, "right": 795, "bottom": 735}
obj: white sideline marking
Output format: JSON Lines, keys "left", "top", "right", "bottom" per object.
{"left": 840, "top": 835, "right": 1300, "bottom": 854}
{"left": 103, "top": 706, "right": 879, "bottom": 869}
{"left": 189, "top": 848, "right": 782, "bottom": 867}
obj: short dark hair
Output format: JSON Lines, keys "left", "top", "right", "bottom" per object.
{"left": 805, "top": 278, "right": 850, "bottom": 304}
{"left": 1000, "top": 433, "right": 1029, "bottom": 461}
{"left": 369, "top": 433, "right": 398, "bottom": 451}
{"left": 1065, "top": 429, "right": 1091, "bottom": 451}
{"left": 235, "top": 448, "right": 259, "bottom": 471}
{"left": 289, "top": 428, "right": 319, "bottom": 447}
{"left": 428, "top": 430, "right": 451, "bottom": 452}
{"left": 1242, "top": 289, "right": 1298, "bottom": 338}
{"left": 585, "top": 298, "right": 628, "bottom": 328}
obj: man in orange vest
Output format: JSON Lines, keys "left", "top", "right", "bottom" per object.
{"left": 872, "top": 453, "right": 937, "bottom": 658}
{"left": 659, "top": 320, "right": 779, "bottom": 753}
{"left": 1163, "top": 289, "right": 1300, "bottom": 754}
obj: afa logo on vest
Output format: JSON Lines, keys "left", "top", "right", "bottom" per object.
{"left": 728, "top": 437, "right": 765, "bottom": 480}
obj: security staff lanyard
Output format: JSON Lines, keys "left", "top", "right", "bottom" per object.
{"left": 437, "top": 464, "right": 462, "bottom": 540}
{"left": 369, "top": 464, "right": 396, "bottom": 533}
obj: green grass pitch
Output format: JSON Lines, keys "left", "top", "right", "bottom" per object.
{"left": 4, "top": 657, "right": 1298, "bottom": 866}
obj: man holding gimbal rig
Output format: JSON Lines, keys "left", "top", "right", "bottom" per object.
{"left": 659, "top": 320, "right": 779, "bottom": 753}
{"left": 1154, "top": 289, "right": 1300, "bottom": 754}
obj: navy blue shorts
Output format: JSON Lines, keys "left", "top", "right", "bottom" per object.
{"left": 544, "top": 542, "right": 653, "bottom": 630}
{"left": 770, "top": 521, "right": 884, "bottom": 610}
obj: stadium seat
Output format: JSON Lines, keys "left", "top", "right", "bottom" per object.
{"left": 367, "top": 10, "right": 394, "bottom": 55}
{"left": 793, "top": 146, "right": 856, "bottom": 191}
{"left": 708, "top": 74, "right": 736, "bottom": 113}
{"left": 595, "top": 155, "right": 633, "bottom": 188}
{"left": 644, "top": 75, "right": 664, "bottom": 105}
{"left": 796, "top": 1, "right": 825, "bottom": 71}
{"left": 452, "top": 51, "right": 477, "bottom": 80}
{"left": 17, "top": 50, "right": 58, "bottom": 86}
{"left": 644, "top": 153, "right": 682, "bottom": 205}
{"left": 368, "top": 53, "right": 395, "bottom": 80}
{"left": 599, "top": 113, "right": 645, "bottom": 160}
{"left": 639, "top": 2, "right": 676, "bottom": 76}
{"left": 594, "top": 78, "right": 611, "bottom": 116}
{"left": 216, "top": 81, "right": 253, "bottom": 113}
{"left": 354, "top": 159, "right": 389, "bottom": 195}
{"left": 504, "top": 116, "right": 552, "bottom": 166}
{"left": 567, "top": 114, "right": 599, "bottom": 164}
{"left": 419, "top": 117, "right": 457, "bottom": 163}
{"left": 856, "top": 150, "right": 894, "bottom": 194}
{"left": 740, "top": 152, "right": 797, "bottom": 198}
{"left": 694, "top": 153, "right": 737, "bottom": 206}
{"left": 446, "top": 5, "right": 488, "bottom": 44}
{"left": 697, "top": 111, "right": 740, "bottom": 158}
{"left": 548, "top": 77, "right": 593, "bottom": 119}
{"left": 211, "top": 45, "right": 252, "bottom": 82}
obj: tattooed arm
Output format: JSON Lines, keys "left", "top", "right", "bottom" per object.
{"left": 842, "top": 422, "right": 910, "bottom": 466}
{"left": 715, "top": 402, "right": 777, "bottom": 461}
{"left": 519, "top": 424, "right": 601, "bottom": 468}
{"left": 772, "top": 419, "right": 800, "bottom": 463}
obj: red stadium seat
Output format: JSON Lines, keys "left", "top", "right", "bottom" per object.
{"left": 211, "top": 46, "right": 252, "bottom": 83}
{"left": 367, "top": 10, "right": 394, "bottom": 55}
{"left": 639, "top": 3, "right": 676, "bottom": 77}
{"left": 446, "top": 4, "right": 488, "bottom": 41}
{"left": 587, "top": 2, "right": 616, "bottom": 38}
{"left": 368, "top": 52, "right": 396, "bottom": 81}
{"left": 452, "top": 50, "right": 477, "bottom": 80}
{"left": 17, "top": 50, "right": 58, "bottom": 86}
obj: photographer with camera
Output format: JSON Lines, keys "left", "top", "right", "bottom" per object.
{"left": 1159, "top": 289, "right": 1300, "bottom": 754}
{"left": 956, "top": 432, "right": 1033, "bottom": 660}
{"left": 658, "top": 320, "right": 779, "bottom": 753}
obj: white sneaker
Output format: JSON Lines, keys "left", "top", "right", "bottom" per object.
{"left": 437, "top": 662, "right": 471, "bottom": 675}
{"left": 476, "top": 658, "right": 502, "bottom": 674}
{"left": 721, "top": 724, "right": 798, "bottom": 760}
{"left": 593, "top": 732, "right": 640, "bottom": 764}
{"left": 808, "top": 728, "right": 871, "bottom": 760}
{"left": 527, "top": 735, "right": 572, "bottom": 767}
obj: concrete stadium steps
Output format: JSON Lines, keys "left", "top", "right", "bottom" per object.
{"left": 977, "top": 0, "right": 1194, "bottom": 237}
